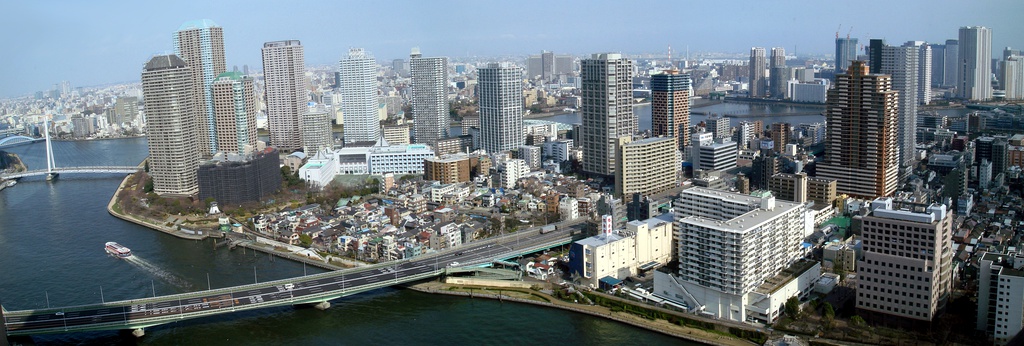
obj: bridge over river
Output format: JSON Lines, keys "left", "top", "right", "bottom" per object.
{"left": 2, "top": 220, "right": 584, "bottom": 339}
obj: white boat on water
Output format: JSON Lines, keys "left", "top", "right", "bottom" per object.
{"left": 105, "top": 242, "right": 132, "bottom": 258}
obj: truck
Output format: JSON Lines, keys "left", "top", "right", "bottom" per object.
{"left": 540, "top": 225, "right": 557, "bottom": 234}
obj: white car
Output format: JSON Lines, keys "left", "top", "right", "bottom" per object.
{"left": 284, "top": 283, "right": 295, "bottom": 290}
{"left": 448, "top": 261, "right": 460, "bottom": 267}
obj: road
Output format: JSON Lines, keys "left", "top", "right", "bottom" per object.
{"left": 4, "top": 220, "right": 585, "bottom": 335}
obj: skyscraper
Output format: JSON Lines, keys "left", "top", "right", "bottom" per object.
{"left": 769, "top": 47, "right": 787, "bottom": 98}
{"left": 877, "top": 41, "right": 921, "bottom": 177}
{"left": 581, "top": 53, "right": 635, "bottom": 178}
{"left": 1003, "top": 55, "right": 1024, "bottom": 100}
{"left": 836, "top": 37, "right": 859, "bottom": 74}
{"left": 749, "top": 47, "right": 767, "bottom": 97}
{"left": 943, "top": 39, "right": 959, "bottom": 88}
{"left": 211, "top": 72, "right": 257, "bottom": 154}
{"left": 141, "top": 54, "right": 200, "bottom": 196}
{"left": 478, "top": 62, "right": 524, "bottom": 154}
{"left": 262, "top": 40, "right": 306, "bottom": 151}
{"left": 651, "top": 70, "right": 690, "bottom": 151}
{"left": 929, "top": 43, "right": 946, "bottom": 87}
{"left": 409, "top": 48, "right": 449, "bottom": 146}
{"left": 174, "top": 19, "right": 226, "bottom": 156}
{"left": 816, "top": 61, "right": 899, "bottom": 199}
{"left": 958, "top": 26, "right": 993, "bottom": 100}
{"left": 338, "top": 48, "right": 380, "bottom": 143}
{"left": 913, "top": 42, "right": 933, "bottom": 105}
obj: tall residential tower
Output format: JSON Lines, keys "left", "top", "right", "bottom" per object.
{"left": 262, "top": 40, "right": 307, "bottom": 151}
{"left": 141, "top": 55, "right": 200, "bottom": 196}
{"left": 210, "top": 72, "right": 257, "bottom": 154}
{"left": 338, "top": 48, "right": 380, "bottom": 143}
{"left": 815, "top": 61, "right": 899, "bottom": 198}
{"left": 958, "top": 26, "right": 993, "bottom": 100}
{"left": 173, "top": 19, "right": 226, "bottom": 156}
{"left": 749, "top": 47, "right": 767, "bottom": 97}
{"left": 409, "top": 48, "right": 449, "bottom": 146}
{"left": 478, "top": 62, "right": 524, "bottom": 153}
{"left": 651, "top": 70, "right": 690, "bottom": 151}
{"left": 581, "top": 53, "right": 635, "bottom": 179}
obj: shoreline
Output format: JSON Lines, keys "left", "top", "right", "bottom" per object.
{"left": 406, "top": 281, "right": 757, "bottom": 346}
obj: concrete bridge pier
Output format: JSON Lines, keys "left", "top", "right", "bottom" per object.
{"left": 313, "top": 301, "right": 331, "bottom": 310}
{"left": 131, "top": 328, "right": 145, "bottom": 338}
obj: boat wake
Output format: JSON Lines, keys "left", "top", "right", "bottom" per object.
{"left": 125, "top": 255, "right": 195, "bottom": 291}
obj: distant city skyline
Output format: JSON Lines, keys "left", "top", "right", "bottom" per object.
{"left": 0, "top": 0, "right": 1021, "bottom": 98}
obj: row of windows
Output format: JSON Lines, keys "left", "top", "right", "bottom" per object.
{"left": 859, "top": 302, "right": 930, "bottom": 318}
{"left": 860, "top": 278, "right": 931, "bottom": 291}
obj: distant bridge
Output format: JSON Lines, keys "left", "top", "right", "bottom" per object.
{"left": 0, "top": 136, "right": 41, "bottom": 148}
{"left": 2, "top": 219, "right": 584, "bottom": 338}
{"left": 1, "top": 166, "right": 140, "bottom": 180}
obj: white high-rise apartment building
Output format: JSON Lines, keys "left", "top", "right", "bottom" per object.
{"left": 479, "top": 62, "right": 523, "bottom": 153}
{"left": 958, "top": 26, "right": 993, "bottom": 101}
{"left": 262, "top": 40, "right": 307, "bottom": 151}
{"left": 656, "top": 188, "right": 812, "bottom": 323}
{"left": 410, "top": 48, "right": 449, "bottom": 146}
{"left": 338, "top": 48, "right": 380, "bottom": 143}
{"left": 1002, "top": 56, "right": 1024, "bottom": 100}
{"left": 141, "top": 54, "right": 200, "bottom": 197}
{"left": 174, "top": 19, "right": 226, "bottom": 156}
{"left": 905, "top": 41, "right": 932, "bottom": 105}
{"left": 880, "top": 42, "right": 919, "bottom": 177}
{"left": 977, "top": 251, "right": 1024, "bottom": 345}
{"left": 581, "top": 53, "right": 635, "bottom": 178}
{"left": 301, "top": 104, "right": 333, "bottom": 154}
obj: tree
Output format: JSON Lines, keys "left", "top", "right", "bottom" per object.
{"left": 299, "top": 234, "right": 313, "bottom": 248}
{"left": 822, "top": 302, "right": 835, "bottom": 330}
{"left": 833, "top": 260, "right": 846, "bottom": 283}
{"left": 784, "top": 296, "right": 801, "bottom": 319}
{"left": 850, "top": 315, "right": 866, "bottom": 328}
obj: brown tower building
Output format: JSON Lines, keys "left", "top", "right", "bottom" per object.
{"left": 651, "top": 70, "right": 690, "bottom": 151}
{"left": 815, "top": 61, "right": 899, "bottom": 199}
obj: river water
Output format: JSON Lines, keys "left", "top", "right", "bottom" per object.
{"left": 0, "top": 138, "right": 685, "bottom": 345}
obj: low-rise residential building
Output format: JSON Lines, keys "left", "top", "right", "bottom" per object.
{"left": 977, "top": 251, "right": 1024, "bottom": 345}
{"left": 568, "top": 214, "right": 674, "bottom": 288}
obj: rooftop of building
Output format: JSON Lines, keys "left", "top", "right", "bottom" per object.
{"left": 178, "top": 19, "right": 219, "bottom": 31}
{"left": 576, "top": 232, "right": 627, "bottom": 248}
{"left": 215, "top": 71, "right": 246, "bottom": 81}
{"left": 624, "top": 136, "right": 675, "bottom": 146}
{"left": 755, "top": 259, "right": 819, "bottom": 295}
{"left": 144, "top": 54, "right": 186, "bottom": 71}
{"left": 680, "top": 187, "right": 804, "bottom": 233}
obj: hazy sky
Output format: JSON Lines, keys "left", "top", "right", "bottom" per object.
{"left": 1, "top": 0, "right": 1021, "bottom": 98}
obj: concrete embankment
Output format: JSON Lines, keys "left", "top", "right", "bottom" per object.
{"left": 106, "top": 173, "right": 210, "bottom": 241}
{"left": 406, "top": 281, "right": 756, "bottom": 346}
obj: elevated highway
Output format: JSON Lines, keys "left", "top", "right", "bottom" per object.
{"left": 3, "top": 219, "right": 585, "bottom": 337}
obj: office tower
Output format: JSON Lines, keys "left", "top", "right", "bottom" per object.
{"left": 615, "top": 136, "right": 677, "bottom": 199}
{"left": 478, "top": 62, "right": 524, "bottom": 153}
{"left": 301, "top": 104, "right": 332, "bottom": 154}
{"left": 262, "top": 40, "right": 306, "bottom": 151}
{"left": 868, "top": 39, "right": 886, "bottom": 74}
{"left": 977, "top": 251, "right": 1024, "bottom": 346}
{"left": 527, "top": 51, "right": 574, "bottom": 82}
{"left": 836, "top": 37, "right": 859, "bottom": 74}
{"left": 750, "top": 154, "right": 779, "bottom": 190}
{"left": 929, "top": 43, "right": 946, "bottom": 87}
{"left": 581, "top": 53, "right": 635, "bottom": 178}
{"left": 770, "top": 47, "right": 787, "bottom": 98}
{"left": 855, "top": 198, "right": 953, "bottom": 322}
{"left": 958, "top": 26, "right": 993, "bottom": 100}
{"left": 338, "top": 48, "right": 380, "bottom": 143}
{"left": 1002, "top": 55, "right": 1024, "bottom": 100}
{"left": 651, "top": 70, "right": 690, "bottom": 151}
{"left": 816, "top": 61, "right": 899, "bottom": 198}
{"left": 409, "top": 48, "right": 449, "bottom": 146}
{"left": 141, "top": 54, "right": 200, "bottom": 196}
{"left": 705, "top": 114, "right": 730, "bottom": 140}
{"left": 770, "top": 123, "right": 791, "bottom": 154}
{"left": 659, "top": 188, "right": 810, "bottom": 322}
{"left": 749, "top": 47, "right": 767, "bottom": 97}
{"left": 391, "top": 58, "right": 408, "bottom": 78}
{"left": 174, "top": 19, "right": 226, "bottom": 156}
{"left": 943, "top": 39, "right": 959, "bottom": 88}
{"left": 690, "top": 129, "right": 738, "bottom": 171}
{"left": 875, "top": 41, "right": 920, "bottom": 177}
{"left": 211, "top": 72, "right": 257, "bottom": 154}
{"left": 114, "top": 96, "right": 139, "bottom": 124}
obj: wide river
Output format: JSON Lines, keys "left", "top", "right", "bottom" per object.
{"left": 0, "top": 137, "right": 685, "bottom": 345}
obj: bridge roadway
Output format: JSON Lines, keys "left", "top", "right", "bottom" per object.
{"left": 1, "top": 167, "right": 140, "bottom": 180}
{"left": 3, "top": 220, "right": 584, "bottom": 336}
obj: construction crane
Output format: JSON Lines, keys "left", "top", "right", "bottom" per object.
{"left": 836, "top": 24, "right": 842, "bottom": 39}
